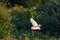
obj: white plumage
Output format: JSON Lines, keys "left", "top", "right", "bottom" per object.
{"left": 30, "top": 18, "right": 41, "bottom": 30}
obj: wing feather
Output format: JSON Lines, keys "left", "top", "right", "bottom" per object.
{"left": 30, "top": 18, "right": 39, "bottom": 26}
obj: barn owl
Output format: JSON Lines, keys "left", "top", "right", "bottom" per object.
{"left": 30, "top": 18, "right": 41, "bottom": 30}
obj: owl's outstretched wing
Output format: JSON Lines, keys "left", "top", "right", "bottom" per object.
{"left": 30, "top": 18, "right": 39, "bottom": 26}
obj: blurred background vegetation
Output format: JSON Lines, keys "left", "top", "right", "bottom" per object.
{"left": 0, "top": 0, "right": 60, "bottom": 40}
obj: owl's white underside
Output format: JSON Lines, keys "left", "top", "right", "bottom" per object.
{"left": 31, "top": 26, "right": 41, "bottom": 30}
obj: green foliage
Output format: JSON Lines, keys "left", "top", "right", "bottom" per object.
{"left": 11, "top": 1, "right": 60, "bottom": 36}
{"left": 0, "top": 5, "right": 13, "bottom": 38}
{"left": 11, "top": 6, "right": 42, "bottom": 31}
{"left": 36, "top": 1, "right": 60, "bottom": 35}
{"left": 0, "top": 0, "right": 42, "bottom": 8}
{"left": 0, "top": 0, "right": 60, "bottom": 39}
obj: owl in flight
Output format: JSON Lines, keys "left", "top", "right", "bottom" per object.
{"left": 30, "top": 18, "right": 41, "bottom": 30}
